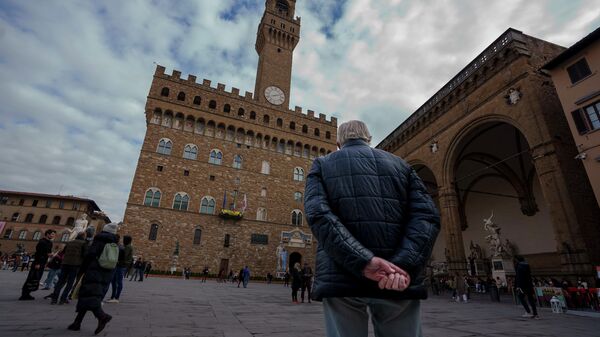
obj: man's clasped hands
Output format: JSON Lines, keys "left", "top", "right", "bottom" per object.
{"left": 363, "top": 257, "right": 411, "bottom": 291}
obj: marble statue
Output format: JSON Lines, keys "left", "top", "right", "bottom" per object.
{"left": 276, "top": 242, "right": 288, "bottom": 272}
{"left": 483, "top": 212, "right": 504, "bottom": 257}
{"left": 68, "top": 214, "right": 89, "bottom": 241}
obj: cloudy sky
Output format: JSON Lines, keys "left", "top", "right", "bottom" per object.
{"left": 0, "top": 0, "right": 598, "bottom": 221}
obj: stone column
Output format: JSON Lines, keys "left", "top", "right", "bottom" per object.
{"left": 531, "top": 143, "right": 592, "bottom": 276}
{"left": 438, "top": 187, "right": 468, "bottom": 293}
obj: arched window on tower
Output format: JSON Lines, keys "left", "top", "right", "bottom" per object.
{"left": 193, "top": 96, "right": 201, "bottom": 105}
{"left": 238, "top": 108, "right": 245, "bottom": 117}
{"left": 209, "top": 100, "right": 217, "bottom": 109}
{"left": 183, "top": 144, "right": 198, "bottom": 160}
{"left": 291, "top": 209, "right": 303, "bottom": 226}
{"left": 224, "top": 104, "right": 231, "bottom": 113}
{"left": 314, "top": 128, "right": 320, "bottom": 137}
{"left": 161, "top": 87, "right": 169, "bottom": 97}
{"left": 177, "top": 91, "right": 186, "bottom": 101}
{"left": 233, "top": 155, "right": 242, "bottom": 169}
{"left": 290, "top": 121, "right": 296, "bottom": 130}
{"left": 173, "top": 192, "right": 189, "bottom": 211}
{"left": 302, "top": 125, "right": 308, "bottom": 133}
{"left": 157, "top": 138, "right": 173, "bottom": 155}
{"left": 277, "top": 118, "right": 283, "bottom": 127}
{"left": 250, "top": 111, "right": 256, "bottom": 120}
{"left": 144, "top": 188, "right": 161, "bottom": 207}
{"left": 293, "top": 167, "right": 304, "bottom": 181}
{"left": 263, "top": 115, "right": 270, "bottom": 125}
{"left": 256, "top": 207, "right": 267, "bottom": 221}
{"left": 326, "top": 131, "right": 331, "bottom": 139}
{"left": 200, "top": 196, "right": 216, "bottom": 214}
{"left": 209, "top": 149, "right": 223, "bottom": 165}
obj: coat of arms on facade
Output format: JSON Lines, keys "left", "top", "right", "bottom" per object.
{"left": 281, "top": 228, "right": 312, "bottom": 248}
{"left": 505, "top": 88, "right": 522, "bottom": 105}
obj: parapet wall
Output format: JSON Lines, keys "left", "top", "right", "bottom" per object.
{"left": 154, "top": 65, "right": 337, "bottom": 127}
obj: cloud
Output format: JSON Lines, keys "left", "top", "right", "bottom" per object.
{"left": 0, "top": 0, "right": 598, "bottom": 220}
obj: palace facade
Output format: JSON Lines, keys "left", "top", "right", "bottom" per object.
{"left": 122, "top": 0, "right": 337, "bottom": 275}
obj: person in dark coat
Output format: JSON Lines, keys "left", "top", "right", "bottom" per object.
{"left": 301, "top": 262, "right": 313, "bottom": 303}
{"left": 291, "top": 262, "right": 302, "bottom": 303}
{"left": 51, "top": 232, "right": 87, "bottom": 304}
{"left": 68, "top": 223, "right": 118, "bottom": 334}
{"left": 514, "top": 255, "right": 539, "bottom": 319}
{"left": 19, "top": 229, "right": 56, "bottom": 300}
{"left": 304, "top": 120, "right": 440, "bottom": 337}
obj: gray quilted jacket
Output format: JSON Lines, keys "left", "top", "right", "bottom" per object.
{"left": 304, "top": 139, "right": 440, "bottom": 300}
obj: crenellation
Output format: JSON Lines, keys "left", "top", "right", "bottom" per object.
{"left": 331, "top": 117, "right": 338, "bottom": 127}
{"left": 217, "top": 83, "right": 226, "bottom": 91}
{"left": 319, "top": 113, "right": 326, "bottom": 121}
{"left": 172, "top": 69, "right": 182, "bottom": 79}
{"left": 231, "top": 87, "right": 240, "bottom": 96}
{"left": 244, "top": 91, "right": 253, "bottom": 99}
{"left": 294, "top": 106, "right": 302, "bottom": 114}
{"left": 187, "top": 74, "right": 197, "bottom": 83}
{"left": 202, "top": 79, "right": 212, "bottom": 87}
{"left": 155, "top": 65, "right": 166, "bottom": 76}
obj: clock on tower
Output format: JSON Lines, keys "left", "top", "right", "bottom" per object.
{"left": 254, "top": 0, "right": 300, "bottom": 109}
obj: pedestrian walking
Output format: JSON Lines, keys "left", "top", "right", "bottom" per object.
{"left": 67, "top": 223, "right": 119, "bottom": 334}
{"left": 301, "top": 262, "right": 313, "bottom": 303}
{"left": 284, "top": 271, "right": 290, "bottom": 287}
{"left": 51, "top": 232, "right": 87, "bottom": 305}
{"left": 19, "top": 230, "right": 56, "bottom": 300}
{"left": 129, "top": 258, "right": 142, "bottom": 281}
{"left": 237, "top": 267, "right": 244, "bottom": 288}
{"left": 514, "top": 255, "right": 539, "bottom": 319}
{"left": 20, "top": 253, "right": 30, "bottom": 272}
{"left": 106, "top": 235, "right": 128, "bottom": 303}
{"left": 242, "top": 266, "right": 250, "bottom": 288}
{"left": 291, "top": 262, "right": 302, "bottom": 303}
{"left": 41, "top": 250, "right": 63, "bottom": 290}
{"left": 304, "top": 120, "right": 440, "bottom": 337}
{"left": 144, "top": 260, "right": 152, "bottom": 279}
{"left": 202, "top": 266, "right": 209, "bottom": 283}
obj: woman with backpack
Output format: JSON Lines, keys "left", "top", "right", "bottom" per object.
{"left": 68, "top": 223, "right": 119, "bottom": 334}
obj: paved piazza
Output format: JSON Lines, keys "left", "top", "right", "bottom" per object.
{"left": 0, "top": 271, "right": 597, "bottom": 337}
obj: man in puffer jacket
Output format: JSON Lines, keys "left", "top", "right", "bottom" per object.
{"left": 304, "top": 120, "right": 440, "bottom": 337}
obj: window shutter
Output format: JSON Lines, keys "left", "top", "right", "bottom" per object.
{"left": 571, "top": 109, "right": 588, "bottom": 134}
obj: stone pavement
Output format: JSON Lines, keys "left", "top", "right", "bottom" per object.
{"left": 0, "top": 270, "right": 597, "bottom": 337}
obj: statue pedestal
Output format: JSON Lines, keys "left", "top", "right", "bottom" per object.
{"left": 276, "top": 271, "right": 286, "bottom": 279}
{"left": 468, "top": 259, "right": 489, "bottom": 277}
{"left": 491, "top": 257, "right": 514, "bottom": 285}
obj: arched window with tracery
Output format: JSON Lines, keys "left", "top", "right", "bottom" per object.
{"left": 291, "top": 209, "right": 303, "bottom": 226}
{"left": 161, "top": 87, "right": 169, "bottom": 97}
{"left": 263, "top": 115, "right": 270, "bottom": 125}
{"left": 32, "top": 231, "right": 42, "bottom": 241}
{"left": 177, "top": 92, "right": 186, "bottom": 101}
{"left": 302, "top": 124, "right": 308, "bottom": 133}
{"left": 157, "top": 138, "right": 173, "bottom": 155}
{"left": 173, "top": 193, "right": 190, "bottom": 211}
{"left": 183, "top": 144, "right": 198, "bottom": 160}
{"left": 200, "top": 196, "right": 216, "bottom": 214}
{"left": 193, "top": 96, "right": 201, "bottom": 105}
{"left": 233, "top": 155, "right": 242, "bottom": 169}
{"left": 209, "top": 149, "right": 223, "bottom": 165}
{"left": 144, "top": 188, "right": 161, "bottom": 207}
{"left": 256, "top": 207, "right": 267, "bottom": 221}
{"left": 38, "top": 215, "right": 47, "bottom": 224}
{"left": 293, "top": 167, "right": 304, "bottom": 181}
{"left": 224, "top": 104, "right": 231, "bottom": 113}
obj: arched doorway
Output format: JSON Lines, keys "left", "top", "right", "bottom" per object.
{"left": 449, "top": 121, "right": 555, "bottom": 275}
{"left": 289, "top": 252, "right": 302, "bottom": 271}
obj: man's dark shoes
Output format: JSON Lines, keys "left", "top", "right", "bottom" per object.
{"left": 19, "top": 295, "right": 35, "bottom": 301}
{"left": 67, "top": 322, "right": 81, "bottom": 331}
{"left": 94, "top": 314, "right": 112, "bottom": 335}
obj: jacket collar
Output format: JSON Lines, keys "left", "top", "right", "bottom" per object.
{"left": 341, "top": 139, "right": 370, "bottom": 149}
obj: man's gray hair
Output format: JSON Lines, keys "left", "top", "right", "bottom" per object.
{"left": 337, "top": 120, "right": 372, "bottom": 146}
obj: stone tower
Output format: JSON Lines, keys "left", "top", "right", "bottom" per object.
{"left": 254, "top": 0, "right": 300, "bottom": 109}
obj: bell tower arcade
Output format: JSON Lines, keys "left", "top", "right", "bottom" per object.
{"left": 254, "top": 0, "right": 300, "bottom": 109}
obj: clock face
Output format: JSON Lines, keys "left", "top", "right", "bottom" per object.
{"left": 264, "top": 86, "right": 285, "bottom": 105}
